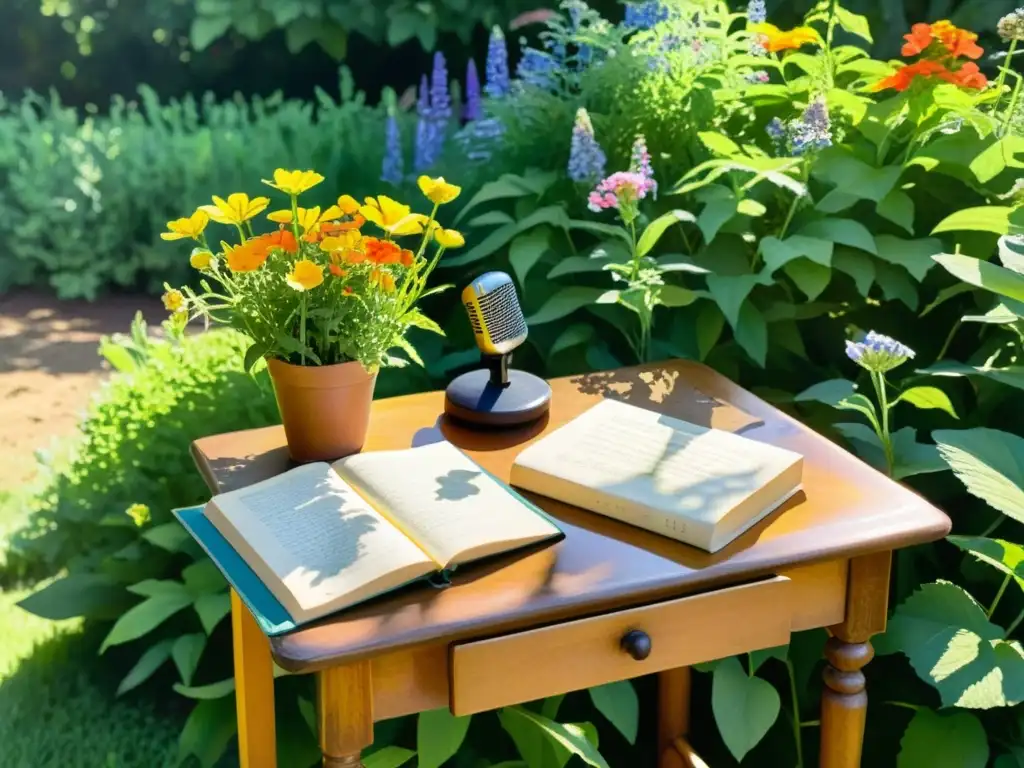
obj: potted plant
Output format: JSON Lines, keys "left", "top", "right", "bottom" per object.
{"left": 160, "top": 169, "right": 464, "bottom": 462}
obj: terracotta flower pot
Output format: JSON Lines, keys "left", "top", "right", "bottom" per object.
{"left": 266, "top": 358, "right": 377, "bottom": 463}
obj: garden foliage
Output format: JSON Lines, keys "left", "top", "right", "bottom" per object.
{"left": 7, "top": 0, "right": 1024, "bottom": 765}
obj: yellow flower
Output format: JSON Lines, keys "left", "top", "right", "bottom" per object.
{"left": 190, "top": 249, "right": 213, "bottom": 270}
{"left": 434, "top": 228, "right": 466, "bottom": 249}
{"left": 337, "top": 194, "right": 361, "bottom": 215}
{"left": 752, "top": 23, "right": 821, "bottom": 53}
{"left": 262, "top": 169, "right": 324, "bottom": 196}
{"left": 199, "top": 193, "right": 270, "bottom": 225}
{"left": 125, "top": 503, "right": 150, "bottom": 527}
{"left": 267, "top": 205, "right": 345, "bottom": 234}
{"left": 160, "top": 210, "right": 209, "bottom": 241}
{"left": 359, "top": 195, "right": 428, "bottom": 236}
{"left": 320, "top": 231, "right": 363, "bottom": 253}
{"left": 162, "top": 289, "right": 185, "bottom": 312}
{"left": 285, "top": 259, "right": 325, "bottom": 291}
{"left": 417, "top": 176, "right": 462, "bottom": 205}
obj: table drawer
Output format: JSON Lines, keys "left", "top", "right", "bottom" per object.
{"left": 450, "top": 576, "right": 793, "bottom": 715}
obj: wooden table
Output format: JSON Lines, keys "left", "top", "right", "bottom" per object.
{"left": 192, "top": 361, "right": 950, "bottom": 768}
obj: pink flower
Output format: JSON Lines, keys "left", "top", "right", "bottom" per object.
{"left": 587, "top": 171, "right": 656, "bottom": 212}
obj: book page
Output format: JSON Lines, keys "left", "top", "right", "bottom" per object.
{"left": 209, "top": 463, "right": 435, "bottom": 618}
{"left": 513, "top": 399, "right": 802, "bottom": 527}
{"left": 334, "top": 441, "right": 560, "bottom": 567}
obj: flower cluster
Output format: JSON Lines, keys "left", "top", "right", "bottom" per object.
{"left": 873, "top": 20, "right": 987, "bottom": 92}
{"left": 766, "top": 98, "right": 833, "bottom": 156}
{"left": 587, "top": 171, "right": 656, "bottom": 214}
{"left": 517, "top": 46, "right": 557, "bottom": 90}
{"left": 846, "top": 331, "right": 916, "bottom": 374}
{"left": 414, "top": 53, "right": 453, "bottom": 171}
{"left": 464, "top": 59, "right": 483, "bottom": 122}
{"left": 624, "top": 1, "right": 669, "bottom": 30}
{"left": 629, "top": 134, "right": 656, "bottom": 197}
{"left": 999, "top": 8, "right": 1024, "bottom": 42}
{"left": 485, "top": 26, "right": 511, "bottom": 99}
{"left": 567, "top": 107, "right": 607, "bottom": 183}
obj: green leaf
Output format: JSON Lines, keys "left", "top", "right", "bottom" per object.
{"left": 417, "top": 708, "right": 471, "bottom": 768}
{"left": 567, "top": 220, "right": 632, "bottom": 242}
{"left": 699, "top": 132, "right": 743, "bottom": 157}
{"left": 172, "top": 633, "right": 207, "bottom": 687}
{"left": 877, "top": 581, "right": 1024, "bottom": 708}
{"left": 453, "top": 178, "right": 532, "bottom": 225}
{"left": 920, "top": 284, "right": 975, "bottom": 317}
{"left": 737, "top": 199, "right": 767, "bottom": 217}
{"left": 100, "top": 593, "right": 193, "bottom": 652}
{"left": 877, "top": 190, "right": 915, "bottom": 234}
{"left": 815, "top": 189, "right": 859, "bottom": 214}
{"left": 897, "top": 386, "right": 958, "bottom": 418}
{"left": 735, "top": 302, "right": 768, "bottom": 367}
{"left": 588, "top": 681, "right": 639, "bottom": 745}
{"left": 897, "top": 709, "right": 989, "bottom": 768}
{"left": 933, "top": 253, "right": 1024, "bottom": 304}
{"left": 785, "top": 260, "right": 831, "bottom": 300}
{"left": 794, "top": 379, "right": 857, "bottom": 406}
{"left": 190, "top": 14, "right": 232, "bottom": 49}
{"left": 637, "top": 210, "right": 697, "bottom": 258}
{"left": 656, "top": 254, "right": 710, "bottom": 274}
{"left": 467, "top": 211, "right": 516, "bottom": 228}
{"left": 797, "top": 219, "right": 877, "bottom": 254}
{"left": 177, "top": 696, "right": 237, "bottom": 768}
{"left": 128, "top": 579, "right": 191, "bottom": 599}
{"left": 117, "top": 638, "right": 174, "bottom": 696}
{"left": 243, "top": 341, "right": 269, "bottom": 374}
{"left": 932, "top": 207, "right": 1015, "bottom": 236}
{"left": 183, "top": 560, "right": 226, "bottom": 596}
{"left": 527, "top": 287, "right": 606, "bottom": 325}
{"left": 999, "top": 234, "right": 1024, "bottom": 273}
{"left": 697, "top": 199, "right": 738, "bottom": 244}
{"left": 875, "top": 236, "right": 942, "bottom": 281}
{"left": 933, "top": 428, "right": 1024, "bottom": 524}
{"left": 658, "top": 285, "right": 700, "bottom": 308}
{"left": 500, "top": 707, "right": 609, "bottom": 768}
{"left": 402, "top": 309, "right": 444, "bottom": 336}
{"left": 509, "top": 226, "right": 552, "bottom": 287}
{"left": 750, "top": 644, "right": 789, "bottom": 673}
{"left": 173, "top": 678, "right": 236, "bottom": 700}
{"left": 948, "top": 536, "right": 1024, "bottom": 592}
{"left": 876, "top": 261, "right": 919, "bottom": 310}
{"left": 760, "top": 235, "right": 833, "bottom": 272}
{"left": 141, "top": 522, "right": 190, "bottom": 552}
{"left": 551, "top": 323, "right": 595, "bottom": 356}
{"left": 696, "top": 303, "right": 725, "bottom": 360}
{"left": 833, "top": 247, "right": 875, "bottom": 296}
{"left": 194, "top": 592, "right": 231, "bottom": 635}
{"left": 17, "top": 574, "right": 126, "bottom": 621}
{"left": 363, "top": 747, "right": 416, "bottom": 768}
{"left": 919, "top": 362, "right": 1024, "bottom": 392}
{"left": 706, "top": 274, "right": 764, "bottom": 328}
{"left": 835, "top": 6, "right": 873, "bottom": 42}
{"left": 812, "top": 153, "right": 897, "bottom": 202}
{"left": 711, "top": 657, "right": 781, "bottom": 762}
{"left": 893, "top": 428, "right": 948, "bottom": 480}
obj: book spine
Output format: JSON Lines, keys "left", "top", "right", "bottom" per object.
{"left": 510, "top": 465, "right": 714, "bottom": 550}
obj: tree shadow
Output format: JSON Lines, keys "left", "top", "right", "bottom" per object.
{"left": 433, "top": 469, "right": 483, "bottom": 502}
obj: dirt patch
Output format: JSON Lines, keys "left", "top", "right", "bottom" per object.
{"left": 0, "top": 291, "right": 165, "bottom": 490}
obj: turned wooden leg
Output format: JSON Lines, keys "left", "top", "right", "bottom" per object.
{"left": 658, "top": 668, "right": 691, "bottom": 768}
{"left": 231, "top": 590, "right": 277, "bottom": 768}
{"left": 319, "top": 661, "right": 373, "bottom": 768}
{"left": 820, "top": 551, "right": 891, "bottom": 768}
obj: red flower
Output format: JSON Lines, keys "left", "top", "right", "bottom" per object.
{"left": 400, "top": 249, "right": 414, "bottom": 267}
{"left": 931, "top": 20, "right": 983, "bottom": 60}
{"left": 902, "top": 23, "right": 933, "bottom": 56}
{"left": 872, "top": 59, "right": 952, "bottom": 92}
{"left": 364, "top": 237, "right": 402, "bottom": 265}
{"left": 329, "top": 264, "right": 348, "bottom": 278}
{"left": 265, "top": 228, "right": 298, "bottom": 254}
{"left": 952, "top": 61, "right": 987, "bottom": 89}
{"left": 343, "top": 286, "right": 353, "bottom": 295}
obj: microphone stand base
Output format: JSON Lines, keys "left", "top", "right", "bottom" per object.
{"left": 444, "top": 368, "right": 551, "bottom": 428}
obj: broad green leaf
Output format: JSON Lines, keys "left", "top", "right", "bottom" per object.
{"left": 948, "top": 536, "right": 1024, "bottom": 591}
{"left": 658, "top": 285, "right": 700, "bottom": 308}
{"left": 919, "top": 362, "right": 1024, "bottom": 392}
{"left": 785, "top": 260, "right": 831, "bottom": 300}
{"left": 172, "top": 633, "right": 207, "bottom": 687}
{"left": 897, "top": 709, "right": 989, "bottom": 768}
{"left": 920, "top": 284, "right": 975, "bottom": 317}
{"left": 173, "top": 678, "right": 236, "bottom": 700}
{"left": 468, "top": 211, "right": 516, "bottom": 228}
{"left": 127, "top": 579, "right": 191, "bottom": 599}
{"left": 971, "top": 137, "right": 1024, "bottom": 184}
{"left": 402, "top": 309, "right": 445, "bottom": 336}
{"left": 509, "top": 226, "right": 552, "bottom": 287}
{"left": 934, "top": 253, "right": 1024, "bottom": 304}
{"left": 501, "top": 707, "right": 609, "bottom": 768}
{"left": 444, "top": 222, "right": 518, "bottom": 267}
{"left": 893, "top": 428, "right": 948, "bottom": 480}
{"left": 117, "top": 638, "right": 174, "bottom": 696}
{"left": 932, "top": 207, "right": 1015, "bottom": 236}
{"left": 699, "top": 131, "right": 743, "bottom": 157}
{"left": 101, "top": 593, "right": 193, "bottom": 652}
{"left": 835, "top": 6, "right": 873, "bottom": 42}
{"left": 706, "top": 274, "right": 764, "bottom": 327}
{"left": 749, "top": 644, "right": 789, "bottom": 672}
{"left": 794, "top": 379, "right": 857, "bottom": 406}
{"left": 243, "top": 341, "right": 269, "bottom": 374}
{"left": 760, "top": 235, "right": 833, "bottom": 272}
{"left": 417, "top": 708, "right": 471, "bottom": 768}
{"left": 190, "top": 14, "right": 232, "bottom": 50}
{"left": 711, "top": 657, "right": 781, "bottom": 762}
{"left": 812, "top": 153, "right": 897, "bottom": 201}
{"left": 656, "top": 254, "right": 710, "bottom": 274}
{"left": 875, "top": 261, "right": 919, "bottom": 310}
{"left": 798, "top": 219, "right": 877, "bottom": 254}
{"left": 194, "top": 592, "right": 231, "bottom": 635}
{"left": 696, "top": 303, "right": 725, "bottom": 360}
{"left": 363, "top": 747, "right": 416, "bottom": 768}
{"left": 877, "top": 581, "right": 1024, "bottom": 708}
{"left": 589, "top": 681, "right": 639, "bottom": 745}
{"left": 526, "top": 287, "right": 606, "bottom": 325}
{"left": 568, "top": 220, "right": 632, "bottom": 242}
{"left": 999, "top": 234, "right": 1024, "bottom": 273}
{"left": 833, "top": 247, "right": 875, "bottom": 296}
{"left": 815, "top": 189, "right": 859, "bottom": 213}
{"left": 551, "top": 323, "right": 595, "bottom": 356}
{"left": 183, "top": 560, "right": 226, "bottom": 596}
{"left": 177, "top": 696, "right": 237, "bottom": 768}
{"left": 548, "top": 256, "right": 616, "bottom": 279}
{"left": 737, "top": 199, "right": 767, "bottom": 217}
{"left": 877, "top": 190, "right": 915, "bottom": 234}
{"left": 896, "top": 386, "right": 958, "bottom": 418}
{"left": 735, "top": 298, "right": 768, "bottom": 367}
{"left": 142, "top": 522, "right": 191, "bottom": 552}
{"left": 933, "top": 428, "right": 1024, "bottom": 524}
{"left": 875, "top": 236, "right": 942, "bottom": 281}
{"left": 17, "top": 574, "right": 126, "bottom": 621}
{"left": 454, "top": 177, "right": 534, "bottom": 224}
{"left": 637, "top": 209, "right": 697, "bottom": 258}
{"left": 697, "top": 199, "right": 738, "bottom": 244}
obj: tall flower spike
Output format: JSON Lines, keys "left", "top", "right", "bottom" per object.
{"left": 414, "top": 76, "right": 434, "bottom": 172}
{"left": 381, "top": 113, "right": 404, "bottom": 185}
{"left": 567, "top": 107, "right": 607, "bottom": 183}
{"left": 416, "top": 74, "right": 430, "bottom": 117}
{"left": 430, "top": 52, "right": 452, "bottom": 121}
{"left": 629, "top": 134, "right": 655, "bottom": 190}
{"left": 464, "top": 58, "right": 482, "bottom": 122}
{"left": 485, "top": 26, "right": 511, "bottom": 99}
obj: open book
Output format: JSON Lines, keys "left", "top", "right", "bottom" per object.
{"left": 200, "top": 441, "right": 562, "bottom": 624}
{"left": 511, "top": 399, "right": 803, "bottom": 553}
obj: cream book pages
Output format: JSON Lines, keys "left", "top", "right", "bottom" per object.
{"left": 205, "top": 462, "right": 436, "bottom": 623}
{"left": 334, "top": 440, "right": 561, "bottom": 567}
{"left": 510, "top": 399, "right": 803, "bottom": 552}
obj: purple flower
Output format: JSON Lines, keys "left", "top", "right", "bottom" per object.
{"left": 624, "top": 1, "right": 669, "bottom": 29}
{"left": 587, "top": 171, "right": 656, "bottom": 213}
{"left": 430, "top": 52, "right": 452, "bottom": 121}
{"left": 485, "top": 26, "right": 511, "bottom": 99}
{"left": 845, "top": 331, "right": 916, "bottom": 373}
{"left": 464, "top": 58, "right": 482, "bottom": 122}
{"left": 629, "top": 134, "right": 657, "bottom": 197}
{"left": 517, "top": 46, "right": 557, "bottom": 90}
{"left": 381, "top": 114, "right": 404, "bottom": 185}
{"left": 416, "top": 74, "right": 430, "bottom": 115}
{"left": 747, "top": 0, "right": 767, "bottom": 24}
{"left": 790, "top": 98, "right": 832, "bottom": 156}
{"left": 568, "top": 107, "right": 607, "bottom": 183}
{"left": 414, "top": 77, "right": 435, "bottom": 172}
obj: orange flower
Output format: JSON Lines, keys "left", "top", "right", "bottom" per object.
{"left": 329, "top": 264, "right": 348, "bottom": 278}
{"left": 752, "top": 23, "right": 820, "bottom": 53}
{"left": 224, "top": 228, "right": 297, "bottom": 272}
{"left": 902, "top": 23, "right": 933, "bottom": 56}
{"left": 264, "top": 228, "right": 298, "bottom": 254}
{"left": 370, "top": 268, "right": 396, "bottom": 292}
{"left": 343, "top": 286, "right": 354, "bottom": 295}
{"left": 939, "top": 26, "right": 983, "bottom": 60}
{"left": 364, "top": 237, "right": 402, "bottom": 265}
{"left": 902, "top": 20, "right": 984, "bottom": 60}
{"left": 952, "top": 61, "right": 987, "bottom": 89}
{"left": 400, "top": 249, "right": 414, "bottom": 267}
{"left": 871, "top": 59, "right": 950, "bottom": 92}
{"left": 320, "top": 215, "right": 365, "bottom": 235}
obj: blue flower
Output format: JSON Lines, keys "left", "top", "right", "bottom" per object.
{"left": 846, "top": 331, "right": 916, "bottom": 373}
{"left": 456, "top": 117, "right": 505, "bottom": 164}
{"left": 766, "top": 117, "right": 787, "bottom": 151}
{"left": 414, "top": 76, "right": 436, "bottom": 172}
{"left": 624, "top": 1, "right": 669, "bottom": 29}
{"left": 464, "top": 58, "right": 482, "bottom": 122}
{"left": 567, "top": 107, "right": 606, "bottom": 183}
{"left": 747, "top": 0, "right": 767, "bottom": 24}
{"left": 485, "top": 26, "right": 511, "bottom": 99}
{"left": 380, "top": 114, "right": 404, "bottom": 185}
{"left": 517, "top": 46, "right": 557, "bottom": 90}
{"left": 790, "top": 98, "right": 832, "bottom": 156}
{"left": 430, "top": 52, "right": 452, "bottom": 121}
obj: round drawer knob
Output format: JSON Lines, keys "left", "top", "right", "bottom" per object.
{"left": 620, "top": 629, "right": 652, "bottom": 661}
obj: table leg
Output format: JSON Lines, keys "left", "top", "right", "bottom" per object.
{"left": 658, "top": 667, "right": 691, "bottom": 768}
{"left": 820, "top": 551, "right": 891, "bottom": 768}
{"left": 231, "top": 589, "right": 277, "bottom": 768}
{"left": 318, "top": 661, "right": 374, "bottom": 767}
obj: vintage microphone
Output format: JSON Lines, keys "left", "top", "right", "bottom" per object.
{"left": 444, "top": 271, "right": 552, "bottom": 427}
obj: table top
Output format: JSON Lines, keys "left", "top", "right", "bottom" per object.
{"left": 192, "top": 360, "right": 950, "bottom": 672}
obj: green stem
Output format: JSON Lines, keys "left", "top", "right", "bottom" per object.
{"left": 778, "top": 195, "right": 801, "bottom": 240}
{"left": 676, "top": 222, "right": 693, "bottom": 254}
{"left": 1006, "top": 607, "right": 1024, "bottom": 637}
{"left": 1003, "top": 76, "right": 1023, "bottom": 136}
{"left": 988, "top": 573, "right": 1012, "bottom": 619}
{"left": 982, "top": 515, "right": 1004, "bottom": 537}
{"left": 935, "top": 320, "right": 961, "bottom": 363}
{"left": 994, "top": 39, "right": 1020, "bottom": 117}
{"left": 885, "top": 701, "right": 922, "bottom": 712}
{"left": 871, "top": 371, "right": 894, "bottom": 476}
{"left": 234, "top": 223, "right": 246, "bottom": 243}
{"left": 628, "top": 218, "right": 640, "bottom": 281}
{"left": 290, "top": 195, "right": 301, "bottom": 243}
{"left": 299, "top": 294, "right": 307, "bottom": 366}
{"left": 801, "top": 720, "right": 820, "bottom": 728}
{"left": 786, "top": 660, "right": 805, "bottom": 768}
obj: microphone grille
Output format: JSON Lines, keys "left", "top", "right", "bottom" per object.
{"left": 478, "top": 279, "right": 527, "bottom": 345}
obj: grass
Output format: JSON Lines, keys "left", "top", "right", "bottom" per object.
{"left": 0, "top": 489, "right": 183, "bottom": 767}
